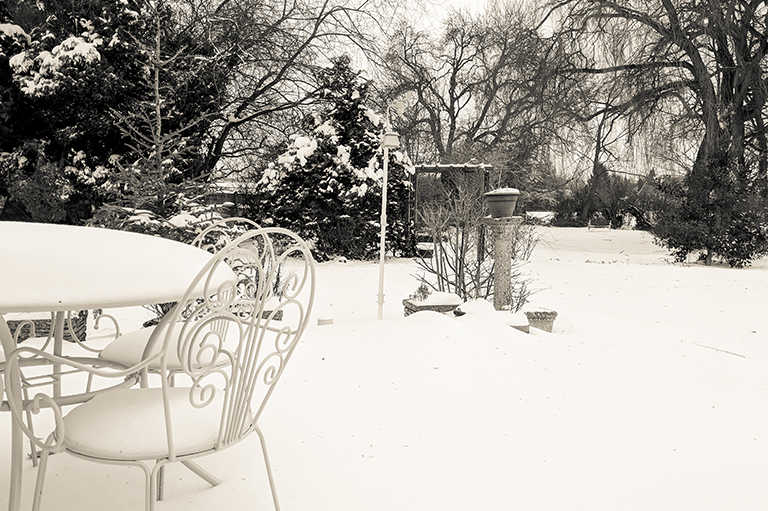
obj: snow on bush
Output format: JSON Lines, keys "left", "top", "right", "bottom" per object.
{"left": 253, "top": 56, "right": 416, "bottom": 261}
{"left": 0, "top": 22, "right": 31, "bottom": 47}
{"left": 10, "top": 35, "right": 102, "bottom": 97}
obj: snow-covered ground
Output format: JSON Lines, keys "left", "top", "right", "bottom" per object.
{"left": 3, "top": 226, "right": 768, "bottom": 510}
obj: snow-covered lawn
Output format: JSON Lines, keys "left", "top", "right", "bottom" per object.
{"left": 3, "top": 226, "right": 768, "bottom": 510}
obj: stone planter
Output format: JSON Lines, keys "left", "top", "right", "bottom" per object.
{"left": 402, "top": 299, "right": 461, "bottom": 316}
{"left": 402, "top": 292, "right": 463, "bottom": 317}
{"left": 524, "top": 309, "right": 558, "bottom": 332}
{"left": 485, "top": 188, "right": 520, "bottom": 218}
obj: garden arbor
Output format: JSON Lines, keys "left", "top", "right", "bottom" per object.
{"left": 412, "top": 163, "right": 492, "bottom": 230}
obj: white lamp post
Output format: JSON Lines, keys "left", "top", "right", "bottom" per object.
{"left": 377, "top": 99, "right": 406, "bottom": 320}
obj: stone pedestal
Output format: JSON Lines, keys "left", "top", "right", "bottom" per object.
{"left": 481, "top": 216, "right": 523, "bottom": 311}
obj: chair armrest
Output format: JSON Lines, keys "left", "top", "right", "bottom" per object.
{"left": 93, "top": 311, "right": 122, "bottom": 337}
{"left": 4, "top": 347, "right": 68, "bottom": 454}
{"left": 4, "top": 346, "right": 149, "bottom": 454}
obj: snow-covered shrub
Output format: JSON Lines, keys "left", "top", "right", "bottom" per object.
{"left": 0, "top": 144, "right": 72, "bottom": 222}
{"left": 254, "top": 57, "right": 416, "bottom": 261}
{"left": 0, "top": 2, "right": 226, "bottom": 223}
{"left": 653, "top": 153, "right": 768, "bottom": 267}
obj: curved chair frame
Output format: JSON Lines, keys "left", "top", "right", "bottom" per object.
{"left": 98, "top": 217, "right": 263, "bottom": 386}
{"left": 2, "top": 310, "right": 129, "bottom": 467}
{"left": 192, "top": 216, "right": 261, "bottom": 254}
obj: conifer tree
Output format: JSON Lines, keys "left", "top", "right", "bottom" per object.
{"left": 256, "top": 56, "right": 416, "bottom": 261}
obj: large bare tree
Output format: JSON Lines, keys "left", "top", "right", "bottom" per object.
{"left": 547, "top": 0, "right": 768, "bottom": 177}
{"left": 546, "top": 0, "right": 768, "bottom": 264}
{"left": 380, "top": 2, "right": 570, "bottom": 174}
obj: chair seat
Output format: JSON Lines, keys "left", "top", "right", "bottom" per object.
{"left": 63, "top": 387, "right": 225, "bottom": 460}
{"left": 99, "top": 324, "right": 177, "bottom": 369}
{"left": 99, "top": 322, "right": 229, "bottom": 371}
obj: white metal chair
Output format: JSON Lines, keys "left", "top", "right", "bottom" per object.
{"left": 97, "top": 217, "right": 262, "bottom": 383}
{"left": 5, "top": 227, "right": 315, "bottom": 511}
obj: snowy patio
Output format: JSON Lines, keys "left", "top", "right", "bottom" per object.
{"left": 3, "top": 227, "right": 768, "bottom": 510}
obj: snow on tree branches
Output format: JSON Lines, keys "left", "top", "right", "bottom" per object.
{"left": 254, "top": 56, "right": 416, "bottom": 261}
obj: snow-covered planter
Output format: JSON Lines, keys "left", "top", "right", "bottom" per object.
{"left": 523, "top": 308, "right": 558, "bottom": 332}
{"left": 402, "top": 290, "right": 463, "bottom": 317}
{"left": 485, "top": 188, "right": 520, "bottom": 218}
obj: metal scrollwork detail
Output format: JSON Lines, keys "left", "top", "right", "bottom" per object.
{"left": 172, "top": 227, "right": 315, "bottom": 440}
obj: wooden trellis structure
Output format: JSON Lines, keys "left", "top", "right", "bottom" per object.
{"left": 411, "top": 163, "right": 493, "bottom": 229}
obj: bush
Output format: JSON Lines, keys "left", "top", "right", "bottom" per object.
{"left": 551, "top": 185, "right": 588, "bottom": 227}
{"left": 652, "top": 154, "right": 768, "bottom": 267}
{"left": 87, "top": 197, "right": 225, "bottom": 244}
{"left": 253, "top": 57, "right": 415, "bottom": 261}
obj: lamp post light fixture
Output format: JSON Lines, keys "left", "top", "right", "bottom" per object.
{"left": 381, "top": 132, "right": 400, "bottom": 148}
{"left": 377, "top": 95, "right": 411, "bottom": 320}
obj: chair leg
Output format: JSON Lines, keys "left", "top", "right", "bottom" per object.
{"left": 31, "top": 440, "right": 52, "bottom": 511}
{"left": 9, "top": 414, "right": 23, "bottom": 511}
{"left": 157, "top": 465, "right": 165, "bottom": 501}
{"left": 181, "top": 460, "right": 221, "bottom": 487}
{"left": 20, "top": 371, "right": 39, "bottom": 467}
{"left": 255, "top": 425, "right": 281, "bottom": 511}
{"left": 148, "top": 460, "right": 167, "bottom": 511}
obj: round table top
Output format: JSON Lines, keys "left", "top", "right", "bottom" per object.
{"left": 0, "top": 222, "right": 232, "bottom": 313}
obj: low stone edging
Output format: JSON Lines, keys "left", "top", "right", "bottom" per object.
{"left": 6, "top": 311, "right": 89, "bottom": 343}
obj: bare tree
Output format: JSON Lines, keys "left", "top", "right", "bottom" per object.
{"left": 150, "top": 0, "right": 393, "bottom": 181}
{"left": 544, "top": 0, "right": 768, "bottom": 263}
{"left": 380, "top": 2, "right": 569, "bottom": 172}
{"left": 570, "top": 67, "right": 635, "bottom": 221}
{"left": 546, "top": 0, "right": 768, "bottom": 177}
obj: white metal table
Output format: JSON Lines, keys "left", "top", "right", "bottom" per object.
{"left": 0, "top": 222, "right": 233, "bottom": 511}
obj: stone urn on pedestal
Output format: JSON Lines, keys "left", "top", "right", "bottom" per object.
{"left": 482, "top": 188, "right": 523, "bottom": 312}
{"left": 484, "top": 188, "right": 520, "bottom": 218}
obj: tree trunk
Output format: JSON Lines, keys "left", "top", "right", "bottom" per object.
{"left": 580, "top": 120, "right": 603, "bottom": 222}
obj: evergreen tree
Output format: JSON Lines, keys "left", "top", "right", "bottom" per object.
{"left": 255, "top": 56, "right": 416, "bottom": 261}
{"left": 0, "top": 0, "right": 225, "bottom": 222}
{"left": 653, "top": 152, "right": 768, "bottom": 268}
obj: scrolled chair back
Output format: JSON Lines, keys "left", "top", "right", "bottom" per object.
{"left": 155, "top": 227, "right": 315, "bottom": 455}
{"left": 191, "top": 217, "right": 261, "bottom": 254}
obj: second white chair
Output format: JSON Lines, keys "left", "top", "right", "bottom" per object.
{"left": 97, "top": 217, "right": 262, "bottom": 384}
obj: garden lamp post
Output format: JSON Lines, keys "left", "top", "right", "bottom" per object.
{"left": 377, "top": 99, "right": 406, "bottom": 320}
